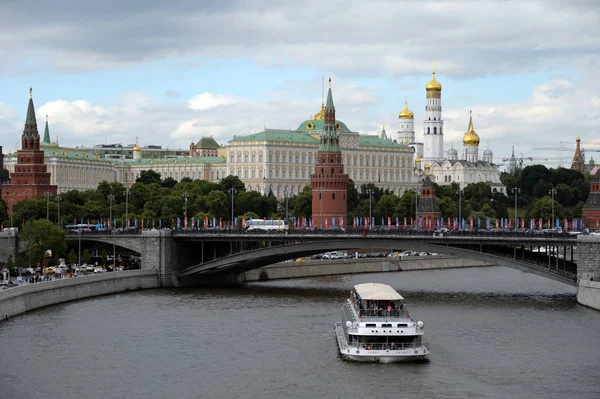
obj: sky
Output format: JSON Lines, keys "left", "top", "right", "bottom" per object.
{"left": 1, "top": 0, "right": 599, "bottom": 168}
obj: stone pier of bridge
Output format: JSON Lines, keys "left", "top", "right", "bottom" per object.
{"left": 575, "top": 236, "right": 600, "bottom": 310}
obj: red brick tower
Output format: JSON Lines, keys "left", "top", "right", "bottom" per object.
{"left": 416, "top": 166, "right": 440, "bottom": 228}
{"left": 311, "top": 78, "right": 348, "bottom": 229}
{"left": 582, "top": 171, "right": 600, "bottom": 229}
{"left": 1, "top": 88, "right": 57, "bottom": 212}
{"left": 571, "top": 136, "right": 585, "bottom": 172}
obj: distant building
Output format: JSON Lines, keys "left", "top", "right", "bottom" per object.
{"left": 416, "top": 166, "right": 440, "bottom": 228}
{"left": 571, "top": 136, "right": 586, "bottom": 172}
{"left": 189, "top": 137, "right": 220, "bottom": 157}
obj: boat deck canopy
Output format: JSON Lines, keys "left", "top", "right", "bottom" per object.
{"left": 354, "top": 283, "right": 404, "bottom": 301}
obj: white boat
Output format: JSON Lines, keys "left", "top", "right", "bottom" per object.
{"left": 334, "top": 283, "right": 430, "bottom": 363}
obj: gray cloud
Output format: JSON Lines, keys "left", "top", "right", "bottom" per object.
{"left": 164, "top": 89, "right": 182, "bottom": 98}
{"left": 0, "top": 1, "right": 598, "bottom": 77}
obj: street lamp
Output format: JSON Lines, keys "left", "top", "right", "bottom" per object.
{"left": 284, "top": 188, "right": 289, "bottom": 223}
{"left": 512, "top": 187, "right": 521, "bottom": 231}
{"left": 125, "top": 188, "right": 130, "bottom": 228}
{"left": 549, "top": 187, "right": 556, "bottom": 229}
{"left": 457, "top": 189, "right": 463, "bottom": 228}
{"left": 108, "top": 193, "right": 116, "bottom": 271}
{"left": 366, "top": 188, "right": 374, "bottom": 228}
{"left": 228, "top": 188, "right": 238, "bottom": 229}
{"left": 56, "top": 195, "right": 61, "bottom": 227}
{"left": 45, "top": 192, "right": 50, "bottom": 220}
{"left": 183, "top": 191, "right": 188, "bottom": 226}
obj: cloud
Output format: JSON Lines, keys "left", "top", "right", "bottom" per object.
{"left": 0, "top": 1, "right": 599, "bottom": 78}
{"left": 187, "top": 93, "right": 238, "bottom": 111}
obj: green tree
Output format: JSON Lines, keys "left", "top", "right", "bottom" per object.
{"left": 346, "top": 179, "right": 360, "bottom": 213}
{"left": 161, "top": 177, "right": 178, "bottom": 189}
{"left": 206, "top": 190, "right": 229, "bottom": 219}
{"left": 82, "top": 249, "right": 92, "bottom": 265}
{"left": 521, "top": 165, "right": 550, "bottom": 196}
{"left": 136, "top": 170, "right": 162, "bottom": 185}
{"left": 219, "top": 175, "right": 246, "bottom": 192}
{"left": 21, "top": 219, "right": 67, "bottom": 266}
{"left": 374, "top": 194, "right": 399, "bottom": 219}
{"left": 437, "top": 196, "right": 457, "bottom": 219}
{"left": 291, "top": 185, "right": 312, "bottom": 218}
{"left": 530, "top": 196, "right": 564, "bottom": 221}
{"left": 68, "top": 249, "right": 77, "bottom": 266}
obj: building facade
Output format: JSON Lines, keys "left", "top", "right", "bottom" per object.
{"left": 582, "top": 171, "right": 600, "bottom": 228}
{"left": 416, "top": 169, "right": 440, "bottom": 227}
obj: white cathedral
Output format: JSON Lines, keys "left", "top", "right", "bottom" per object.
{"left": 396, "top": 71, "right": 506, "bottom": 194}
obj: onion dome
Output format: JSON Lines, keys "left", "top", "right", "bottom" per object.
{"left": 133, "top": 136, "right": 141, "bottom": 152}
{"left": 398, "top": 97, "right": 414, "bottom": 119}
{"left": 415, "top": 156, "right": 421, "bottom": 163}
{"left": 463, "top": 111, "right": 480, "bottom": 147}
{"left": 483, "top": 148, "right": 493, "bottom": 156}
{"left": 424, "top": 163, "right": 431, "bottom": 171}
{"left": 426, "top": 71, "right": 442, "bottom": 92}
{"left": 447, "top": 147, "right": 458, "bottom": 157}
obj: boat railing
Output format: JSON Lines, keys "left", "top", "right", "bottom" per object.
{"left": 347, "top": 341, "right": 429, "bottom": 351}
{"left": 356, "top": 308, "right": 410, "bottom": 318}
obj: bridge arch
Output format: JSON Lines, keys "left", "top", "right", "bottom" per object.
{"left": 179, "top": 238, "right": 576, "bottom": 286}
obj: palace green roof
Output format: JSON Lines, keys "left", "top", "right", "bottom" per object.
{"left": 195, "top": 137, "right": 220, "bottom": 149}
{"left": 296, "top": 119, "right": 351, "bottom": 133}
{"left": 358, "top": 135, "right": 412, "bottom": 149}
{"left": 230, "top": 130, "right": 320, "bottom": 145}
{"left": 124, "top": 156, "right": 226, "bottom": 166}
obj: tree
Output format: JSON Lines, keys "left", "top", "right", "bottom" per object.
{"left": 219, "top": 175, "right": 246, "bottom": 192}
{"left": 161, "top": 177, "right": 178, "bottom": 189}
{"left": 82, "top": 249, "right": 92, "bottom": 265}
{"left": 530, "top": 196, "right": 564, "bottom": 221}
{"left": 521, "top": 165, "right": 550, "bottom": 195}
{"left": 68, "top": 249, "right": 77, "bottom": 266}
{"left": 206, "top": 190, "right": 229, "bottom": 219}
{"left": 374, "top": 194, "right": 399, "bottom": 219}
{"left": 346, "top": 179, "right": 360, "bottom": 213}
{"left": 136, "top": 170, "right": 162, "bottom": 185}
{"left": 291, "top": 185, "right": 312, "bottom": 218}
{"left": 21, "top": 219, "right": 67, "bottom": 266}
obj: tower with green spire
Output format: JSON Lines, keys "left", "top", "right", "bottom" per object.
{"left": 43, "top": 115, "right": 51, "bottom": 145}
{"left": 1, "top": 88, "right": 57, "bottom": 212}
{"left": 311, "top": 78, "right": 348, "bottom": 229}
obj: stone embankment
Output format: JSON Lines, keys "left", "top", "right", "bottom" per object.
{"left": 243, "top": 255, "right": 491, "bottom": 282}
{"left": 0, "top": 269, "right": 159, "bottom": 321}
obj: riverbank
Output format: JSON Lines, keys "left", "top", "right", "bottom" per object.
{"left": 0, "top": 269, "right": 159, "bottom": 321}
{"left": 243, "top": 255, "right": 492, "bottom": 281}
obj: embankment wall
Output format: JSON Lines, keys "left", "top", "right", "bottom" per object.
{"left": 0, "top": 269, "right": 159, "bottom": 320}
{"left": 243, "top": 256, "right": 491, "bottom": 282}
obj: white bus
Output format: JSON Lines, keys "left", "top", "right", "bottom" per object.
{"left": 245, "top": 219, "right": 288, "bottom": 231}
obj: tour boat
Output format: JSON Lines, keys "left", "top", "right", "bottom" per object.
{"left": 334, "top": 283, "right": 429, "bottom": 363}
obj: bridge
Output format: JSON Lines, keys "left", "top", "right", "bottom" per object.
{"left": 1, "top": 229, "right": 593, "bottom": 285}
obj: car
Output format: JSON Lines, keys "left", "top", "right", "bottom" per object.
{"left": 590, "top": 231, "right": 600, "bottom": 236}
{"left": 433, "top": 228, "right": 449, "bottom": 237}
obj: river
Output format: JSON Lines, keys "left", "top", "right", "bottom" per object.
{"left": 1, "top": 266, "right": 599, "bottom": 399}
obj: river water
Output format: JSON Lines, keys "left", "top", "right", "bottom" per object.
{"left": 1, "top": 266, "right": 599, "bottom": 399}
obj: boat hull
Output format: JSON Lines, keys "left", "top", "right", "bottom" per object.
{"left": 335, "top": 324, "right": 429, "bottom": 363}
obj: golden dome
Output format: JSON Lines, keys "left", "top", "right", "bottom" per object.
{"left": 576, "top": 136, "right": 581, "bottom": 143}
{"left": 133, "top": 136, "right": 141, "bottom": 152}
{"left": 314, "top": 104, "right": 325, "bottom": 120}
{"left": 398, "top": 98, "right": 414, "bottom": 119}
{"left": 415, "top": 157, "right": 421, "bottom": 163}
{"left": 426, "top": 71, "right": 442, "bottom": 92}
{"left": 424, "top": 163, "right": 431, "bottom": 170}
{"left": 463, "top": 111, "right": 480, "bottom": 147}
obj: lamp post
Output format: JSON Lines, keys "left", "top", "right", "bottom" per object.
{"left": 228, "top": 188, "right": 238, "bottom": 229}
{"left": 125, "top": 188, "right": 130, "bottom": 229}
{"left": 366, "top": 188, "right": 374, "bottom": 228}
{"left": 56, "top": 195, "right": 61, "bottom": 227}
{"left": 108, "top": 193, "right": 116, "bottom": 271}
{"left": 457, "top": 189, "right": 463, "bottom": 229}
{"left": 183, "top": 191, "right": 188, "bottom": 227}
{"left": 284, "top": 188, "right": 289, "bottom": 223}
{"left": 45, "top": 192, "right": 50, "bottom": 220}
{"left": 549, "top": 187, "right": 556, "bottom": 229}
{"left": 512, "top": 187, "right": 521, "bottom": 231}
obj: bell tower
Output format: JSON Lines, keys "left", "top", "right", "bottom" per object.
{"left": 422, "top": 66, "right": 444, "bottom": 164}
{"left": 311, "top": 78, "right": 349, "bottom": 229}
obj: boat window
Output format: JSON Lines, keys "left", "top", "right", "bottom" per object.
{"left": 382, "top": 324, "right": 392, "bottom": 327}
{"left": 397, "top": 323, "right": 408, "bottom": 327}
{"left": 365, "top": 323, "right": 376, "bottom": 327}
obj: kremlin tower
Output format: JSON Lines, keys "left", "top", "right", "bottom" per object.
{"left": 416, "top": 164, "right": 440, "bottom": 228}
{"left": 1, "top": 88, "right": 57, "bottom": 212}
{"left": 311, "top": 78, "right": 348, "bottom": 229}
{"left": 422, "top": 68, "right": 444, "bottom": 165}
